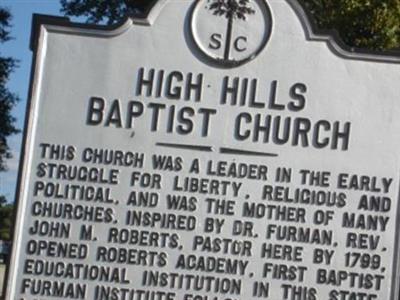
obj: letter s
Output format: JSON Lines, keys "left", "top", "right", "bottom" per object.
{"left": 209, "top": 33, "right": 222, "bottom": 50}
{"left": 288, "top": 83, "right": 307, "bottom": 111}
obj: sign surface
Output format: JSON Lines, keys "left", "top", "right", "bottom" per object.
{"left": 5, "top": 1, "right": 400, "bottom": 299}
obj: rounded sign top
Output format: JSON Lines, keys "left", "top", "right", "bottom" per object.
{"left": 190, "top": 0, "right": 273, "bottom": 68}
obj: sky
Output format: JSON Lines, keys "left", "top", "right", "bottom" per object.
{"left": 0, "top": 1, "right": 63, "bottom": 201}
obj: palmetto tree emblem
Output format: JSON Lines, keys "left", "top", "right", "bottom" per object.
{"left": 208, "top": 0, "right": 256, "bottom": 60}
{"left": 191, "top": 0, "right": 272, "bottom": 67}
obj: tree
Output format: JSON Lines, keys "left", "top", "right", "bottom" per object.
{"left": 0, "top": 7, "right": 18, "bottom": 243}
{"left": 0, "top": 204, "right": 14, "bottom": 241}
{"left": 298, "top": 0, "right": 400, "bottom": 51}
{"left": 0, "top": 185, "right": 12, "bottom": 242}
{"left": 0, "top": 195, "right": 6, "bottom": 207}
{"left": 61, "top": 0, "right": 400, "bottom": 51}
{"left": 208, "top": 0, "right": 255, "bottom": 60}
{"left": 60, "top": 0, "right": 151, "bottom": 25}
{"left": 0, "top": 7, "right": 19, "bottom": 174}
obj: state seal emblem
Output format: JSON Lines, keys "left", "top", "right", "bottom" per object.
{"left": 190, "top": 0, "right": 273, "bottom": 67}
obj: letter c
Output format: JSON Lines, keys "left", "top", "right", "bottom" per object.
{"left": 234, "top": 36, "right": 247, "bottom": 52}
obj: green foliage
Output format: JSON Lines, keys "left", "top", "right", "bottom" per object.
{"left": 0, "top": 7, "right": 19, "bottom": 173}
{"left": 61, "top": 0, "right": 400, "bottom": 51}
{"left": 0, "top": 204, "right": 13, "bottom": 241}
{"left": 299, "top": 0, "right": 400, "bottom": 50}
{"left": 0, "top": 7, "right": 18, "bottom": 243}
{"left": 0, "top": 195, "right": 5, "bottom": 206}
{"left": 60, "top": 0, "right": 150, "bottom": 25}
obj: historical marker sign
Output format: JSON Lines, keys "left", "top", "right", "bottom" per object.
{"left": 5, "top": 0, "right": 400, "bottom": 299}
